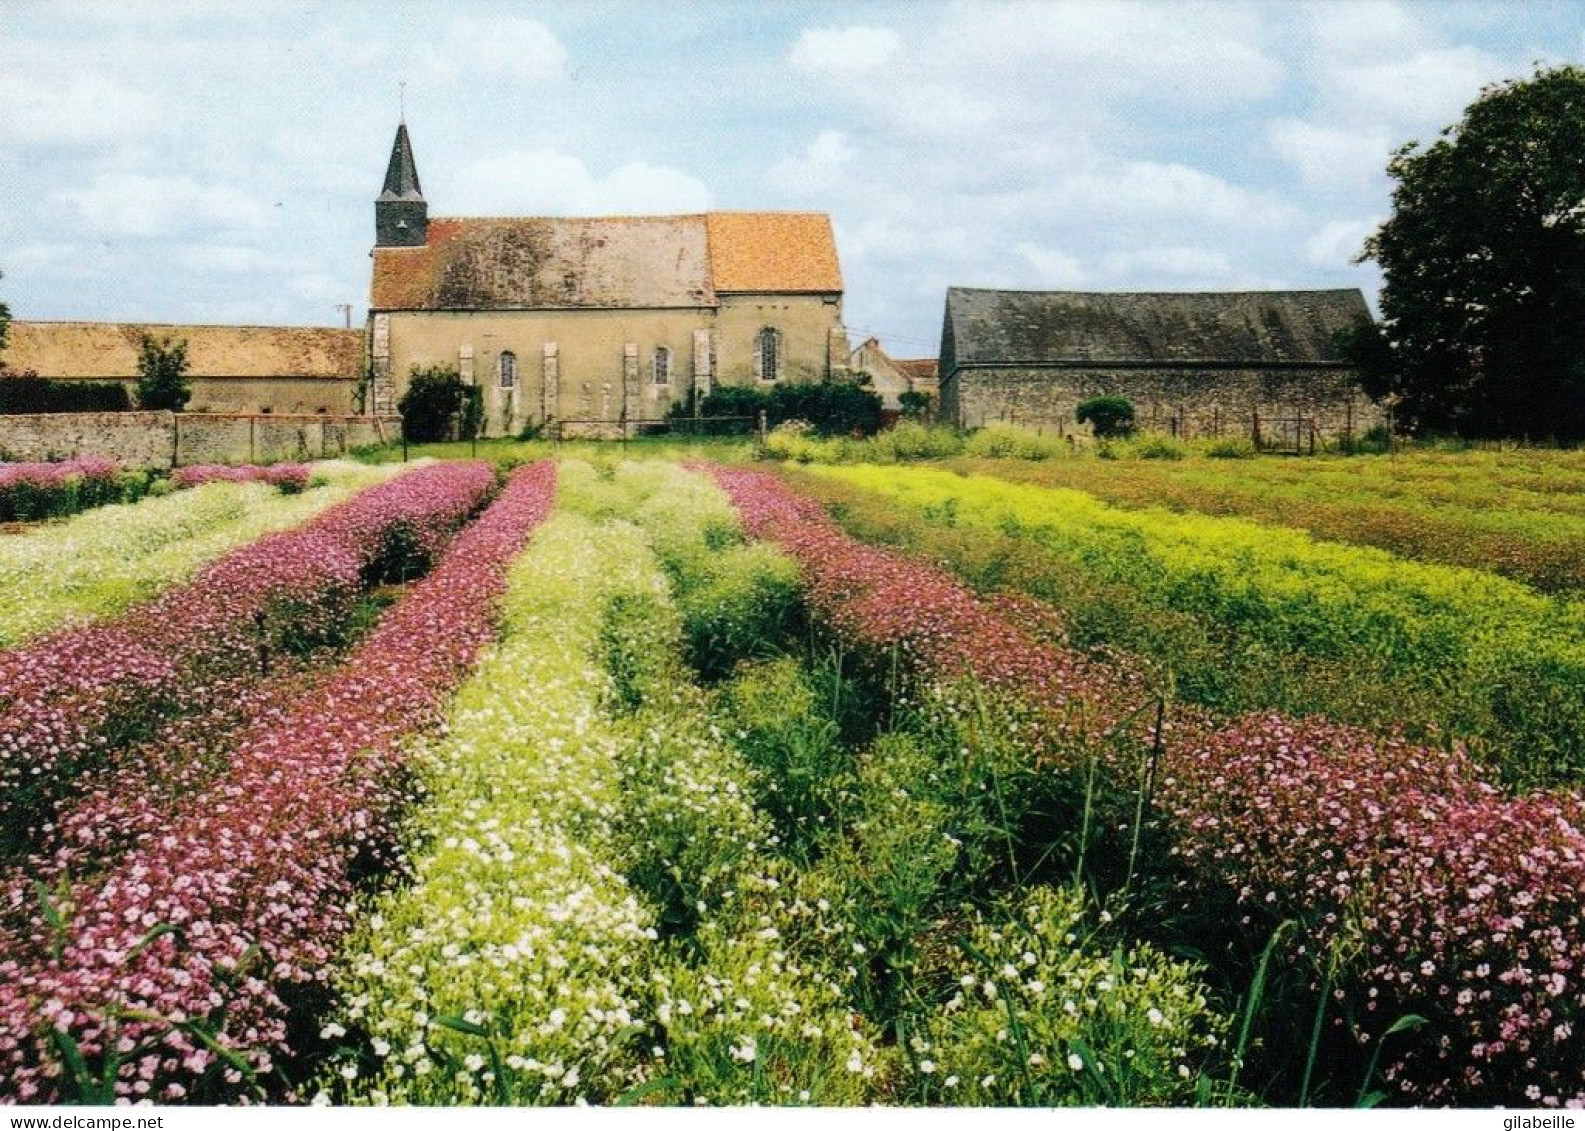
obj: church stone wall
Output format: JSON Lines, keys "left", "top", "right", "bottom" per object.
{"left": 942, "top": 366, "right": 1385, "bottom": 443}
{"left": 713, "top": 294, "right": 841, "bottom": 387}
{"left": 381, "top": 296, "right": 844, "bottom": 437}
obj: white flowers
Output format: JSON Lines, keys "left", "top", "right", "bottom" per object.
{"left": 730, "top": 1037, "right": 758, "bottom": 1064}
{"left": 1067, "top": 1052, "right": 1085, "bottom": 1072}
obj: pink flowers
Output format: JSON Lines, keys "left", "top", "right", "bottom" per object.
{"left": 0, "top": 457, "right": 123, "bottom": 521}
{"left": 0, "top": 461, "right": 556, "bottom": 1103}
{"left": 705, "top": 465, "right": 1137, "bottom": 747}
{"left": 0, "top": 461, "right": 496, "bottom": 857}
{"left": 171, "top": 464, "right": 311, "bottom": 493}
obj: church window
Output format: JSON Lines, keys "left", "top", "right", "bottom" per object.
{"left": 756, "top": 327, "right": 781, "bottom": 382}
{"left": 498, "top": 351, "right": 517, "bottom": 389}
{"left": 653, "top": 346, "right": 671, "bottom": 385}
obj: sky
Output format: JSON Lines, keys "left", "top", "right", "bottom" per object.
{"left": 0, "top": 0, "right": 1579, "bottom": 358}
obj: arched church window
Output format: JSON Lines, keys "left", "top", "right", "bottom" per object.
{"left": 653, "top": 346, "right": 671, "bottom": 385}
{"left": 756, "top": 327, "right": 781, "bottom": 382}
{"left": 499, "top": 351, "right": 517, "bottom": 389}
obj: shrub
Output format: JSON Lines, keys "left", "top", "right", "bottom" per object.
{"left": 965, "top": 424, "right": 1070, "bottom": 461}
{"left": 899, "top": 390, "right": 933, "bottom": 419}
{"left": 1128, "top": 432, "right": 1188, "bottom": 460}
{"left": 909, "top": 886, "right": 1225, "bottom": 1106}
{"left": 398, "top": 364, "right": 468, "bottom": 442}
{"left": 0, "top": 376, "right": 132, "bottom": 415}
{"left": 135, "top": 334, "right": 191, "bottom": 412}
{"left": 1198, "top": 435, "right": 1257, "bottom": 459}
{"left": 1076, "top": 395, "right": 1135, "bottom": 438}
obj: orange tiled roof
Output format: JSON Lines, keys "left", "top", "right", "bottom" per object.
{"left": 3, "top": 322, "right": 362, "bottom": 380}
{"left": 706, "top": 212, "right": 842, "bottom": 293}
{"left": 372, "top": 212, "right": 843, "bottom": 311}
{"left": 894, "top": 358, "right": 939, "bottom": 382}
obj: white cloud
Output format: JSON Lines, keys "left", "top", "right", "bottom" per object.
{"left": 0, "top": 72, "right": 164, "bottom": 145}
{"left": 59, "top": 174, "right": 271, "bottom": 237}
{"left": 1055, "top": 160, "right": 1301, "bottom": 229}
{"left": 1013, "top": 243, "right": 1085, "bottom": 287}
{"left": 1104, "top": 247, "right": 1234, "bottom": 278}
{"left": 418, "top": 16, "right": 569, "bottom": 84}
{"left": 450, "top": 149, "right": 711, "bottom": 215}
{"left": 1331, "top": 46, "right": 1501, "bottom": 125}
{"left": 789, "top": 26, "right": 902, "bottom": 73}
{"left": 1267, "top": 118, "right": 1394, "bottom": 188}
{"left": 1304, "top": 218, "right": 1380, "bottom": 267}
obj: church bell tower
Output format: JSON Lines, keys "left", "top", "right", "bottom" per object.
{"left": 376, "top": 122, "right": 427, "bottom": 248}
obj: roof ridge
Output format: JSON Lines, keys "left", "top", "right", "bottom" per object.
{"left": 11, "top": 320, "right": 357, "bottom": 332}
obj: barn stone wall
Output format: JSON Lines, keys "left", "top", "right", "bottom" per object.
{"left": 941, "top": 365, "right": 1385, "bottom": 443}
{"left": 0, "top": 411, "right": 177, "bottom": 466}
{"left": 0, "top": 412, "right": 397, "bottom": 469}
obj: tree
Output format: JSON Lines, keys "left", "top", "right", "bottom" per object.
{"left": 136, "top": 333, "right": 192, "bottom": 412}
{"left": 397, "top": 364, "right": 468, "bottom": 442}
{"left": 1076, "top": 395, "right": 1136, "bottom": 438}
{"left": 1360, "top": 65, "right": 1585, "bottom": 441}
{"left": 899, "top": 390, "right": 933, "bottom": 419}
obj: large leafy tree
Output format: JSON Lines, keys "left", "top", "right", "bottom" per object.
{"left": 1360, "top": 65, "right": 1585, "bottom": 441}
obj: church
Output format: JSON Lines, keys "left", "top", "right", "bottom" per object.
{"left": 368, "top": 124, "right": 848, "bottom": 438}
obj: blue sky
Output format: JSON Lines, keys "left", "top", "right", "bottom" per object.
{"left": 0, "top": 0, "right": 1579, "bottom": 357}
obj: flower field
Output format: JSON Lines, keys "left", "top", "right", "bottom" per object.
{"left": 1, "top": 445, "right": 1582, "bottom": 1109}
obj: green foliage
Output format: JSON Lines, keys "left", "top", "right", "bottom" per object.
{"left": 135, "top": 333, "right": 192, "bottom": 412}
{"left": 0, "top": 376, "right": 132, "bottom": 414}
{"left": 965, "top": 423, "right": 1072, "bottom": 460}
{"left": 1362, "top": 65, "right": 1585, "bottom": 440}
{"left": 908, "top": 886, "right": 1225, "bottom": 1106}
{"left": 1197, "top": 436, "right": 1257, "bottom": 459}
{"left": 899, "top": 390, "right": 933, "bottom": 419}
{"left": 1077, "top": 396, "right": 1136, "bottom": 438}
{"left": 673, "top": 380, "right": 884, "bottom": 437}
{"left": 397, "top": 364, "right": 468, "bottom": 443}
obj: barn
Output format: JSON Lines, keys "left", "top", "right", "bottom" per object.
{"left": 937, "top": 287, "right": 1384, "bottom": 445}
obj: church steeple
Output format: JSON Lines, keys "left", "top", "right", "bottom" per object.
{"left": 376, "top": 122, "right": 427, "bottom": 248}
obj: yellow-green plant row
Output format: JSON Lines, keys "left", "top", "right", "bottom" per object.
{"left": 324, "top": 463, "right": 880, "bottom": 1105}
{"left": 811, "top": 464, "right": 1585, "bottom": 785}
{"left": 0, "top": 461, "right": 397, "bottom": 646}
{"left": 958, "top": 457, "right": 1585, "bottom": 593}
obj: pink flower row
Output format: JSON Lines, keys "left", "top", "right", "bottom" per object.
{"left": 0, "top": 461, "right": 497, "bottom": 856}
{"left": 706, "top": 464, "right": 1585, "bottom": 1107}
{"left": 0, "top": 461, "right": 558, "bottom": 1103}
{"left": 170, "top": 464, "right": 310, "bottom": 493}
{"left": 0, "top": 457, "right": 123, "bottom": 521}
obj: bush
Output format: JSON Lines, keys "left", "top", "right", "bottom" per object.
{"left": 0, "top": 375, "right": 132, "bottom": 415}
{"left": 397, "top": 364, "right": 468, "bottom": 443}
{"left": 1076, "top": 395, "right": 1135, "bottom": 438}
{"left": 135, "top": 334, "right": 191, "bottom": 412}
{"left": 1128, "top": 432, "right": 1188, "bottom": 460}
{"left": 909, "top": 886, "right": 1225, "bottom": 1106}
{"left": 965, "top": 423, "right": 1070, "bottom": 461}
{"left": 674, "top": 381, "right": 884, "bottom": 438}
{"left": 899, "top": 390, "right": 933, "bottom": 419}
{"left": 1197, "top": 435, "right": 1257, "bottom": 459}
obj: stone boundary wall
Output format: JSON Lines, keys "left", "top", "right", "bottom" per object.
{"left": 941, "top": 365, "right": 1387, "bottom": 443}
{"left": 0, "top": 412, "right": 399, "bottom": 469}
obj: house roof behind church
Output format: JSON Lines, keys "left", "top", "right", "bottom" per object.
{"left": 3, "top": 322, "right": 362, "bottom": 380}
{"left": 371, "top": 212, "right": 840, "bottom": 311}
{"left": 944, "top": 288, "right": 1371, "bottom": 368}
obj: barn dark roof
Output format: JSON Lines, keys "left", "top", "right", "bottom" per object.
{"left": 943, "top": 288, "right": 1371, "bottom": 368}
